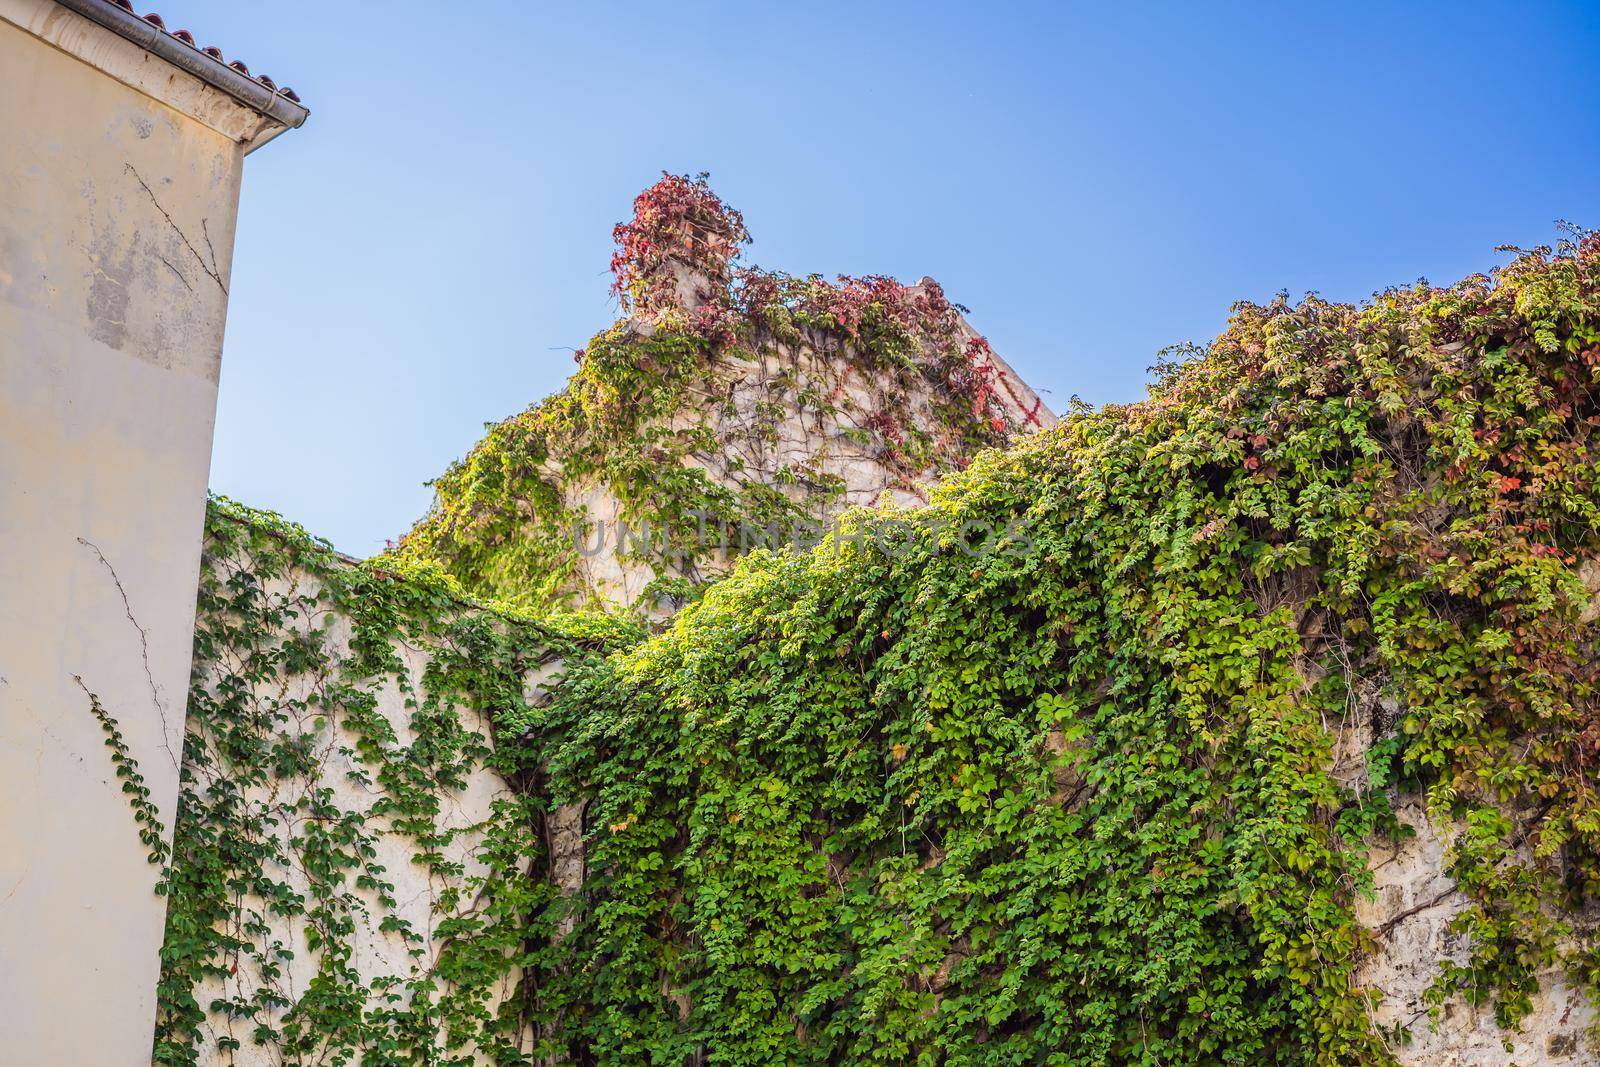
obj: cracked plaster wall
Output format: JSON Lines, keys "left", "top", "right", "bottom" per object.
{"left": 0, "top": 10, "right": 247, "bottom": 1064}
{"left": 1357, "top": 802, "right": 1595, "bottom": 1065}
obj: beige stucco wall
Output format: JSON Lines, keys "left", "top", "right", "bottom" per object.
{"left": 0, "top": 6, "right": 268, "bottom": 1063}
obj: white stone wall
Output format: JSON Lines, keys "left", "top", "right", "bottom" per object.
{"left": 182, "top": 551, "right": 537, "bottom": 1065}
{"left": 1359, "top": 802, "right": 1594, "bottom": 1065}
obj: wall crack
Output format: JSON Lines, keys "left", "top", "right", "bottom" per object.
{"left": 124, "top": 163, "right": 227, "bottom": 296}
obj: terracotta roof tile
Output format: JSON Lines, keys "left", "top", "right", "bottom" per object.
{"left": 92, "top": 0, "right": 303, "bottom": 107}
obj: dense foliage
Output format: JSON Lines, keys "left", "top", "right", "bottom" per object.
{"left": 510, "top": 232, "right": 1600, "bottom": 1063}
{"left": 153, "top": 232, "right": 1600, "bottom": 1064}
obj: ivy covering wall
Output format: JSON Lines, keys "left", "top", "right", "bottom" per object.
{"left": 155, "top": 500, "right": 637, "bottom": 1065}
{"left": 156, "top": 229, "right": 1600, "bottom": 1064}
{"left": 396, "top": 175, "right": 1041, "bottom": 614}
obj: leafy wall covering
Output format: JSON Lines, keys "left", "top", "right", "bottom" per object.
{"left": 149, "top": 208, "right": 1600, "bottom": 1064}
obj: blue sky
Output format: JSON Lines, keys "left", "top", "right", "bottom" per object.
{"left": 182, "top": 1, "right": 1600, "bottom": 555}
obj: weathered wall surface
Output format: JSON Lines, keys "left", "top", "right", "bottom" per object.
{"left": 1342, "top": 566, "right": 1600, "bottom": 1064}
{"left": 0, "top": 3, "right": 272, "bottom": 1062}
{"left": 1359, "top": 802, "right": 1594, "bottom": 1065}
{"left": 571, "top": 299, "right": 1054, "bottom": 607}
{"left": 165, "top": 507, "right": 635, "bottom": 1065}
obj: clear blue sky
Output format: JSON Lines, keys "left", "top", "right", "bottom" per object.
{"left": 180, "top": 1, "right": 1600, "bottom": 555}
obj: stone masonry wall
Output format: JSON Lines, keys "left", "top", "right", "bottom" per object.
{"left": 1359, "top": 802, "right": 1594, "bottom": 1065}
{"left": 569, "top": 286, "right": 1055, "bottom": 607}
